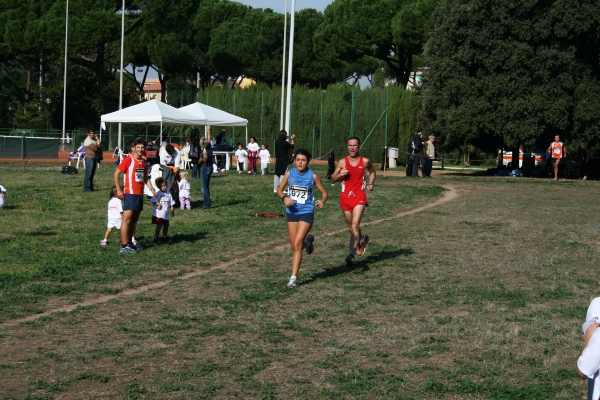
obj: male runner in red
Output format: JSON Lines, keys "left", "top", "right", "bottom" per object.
{"left": 547, "top": 135, "right": 566, "bottom": 183}
{"left": 331, "top": 137, "right": 376, "bottom": 265}
{"left": 114, "top": 138, "right": 155, "bottom": 254}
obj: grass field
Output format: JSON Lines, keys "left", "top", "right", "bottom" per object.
{"left": 0, "top": 163, "right": 598, "bottom": 399}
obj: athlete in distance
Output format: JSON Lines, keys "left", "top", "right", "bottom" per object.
{"left": 330, "top": 137, "right": 376, "bottom": 265}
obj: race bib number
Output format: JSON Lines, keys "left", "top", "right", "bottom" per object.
{"left": 135, "top": 168, "right": 144, "bottom": 183}
{"left": 290, "top": 185, "right": 308, "bottom": 204}
{"left": 553, "top": 148, "right": 561, "bottom": 154}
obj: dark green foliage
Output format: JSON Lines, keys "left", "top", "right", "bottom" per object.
{"left": 419, "top": 0, "right": 600, "bottom": 153}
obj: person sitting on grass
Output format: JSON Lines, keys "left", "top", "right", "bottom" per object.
{"left": 101, "top": 186, "right": 123, "bottom": 246}
{"left": 151, "top": 177, "right": 175, "bottom": 244}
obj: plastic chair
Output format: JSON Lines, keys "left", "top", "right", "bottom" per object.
{"left": 68, "top": 145, "right": 86, "bottom": 169}
{"left": 180, "top": 146, "right": 191, "bottom": 170}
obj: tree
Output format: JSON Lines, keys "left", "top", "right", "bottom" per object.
{"left": 313, "top": 0, "right": 439, "bottom": 88}
{"left": 418, "top": 0, "right": 600, "bottom": 156}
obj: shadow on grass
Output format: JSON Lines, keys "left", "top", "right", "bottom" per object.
{"left": 303, "top": 249, "right": 414, "bottom": 285}
{"left": 147, "top": 231, "right": 208, "bottom": 247}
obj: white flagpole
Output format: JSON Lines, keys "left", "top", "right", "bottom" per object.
{"left": 62, "top": 0, "right": 68, "bottom": 141}
{"left": 118, "top": 0, "right": 125, "bottom": 150}
{"left": 280, "top": 0, "right": 288, "bottom": 130}
{"left": 284, "top": 0, "right": 296, "bottom": 136}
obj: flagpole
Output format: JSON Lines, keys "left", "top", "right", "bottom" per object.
{"left": 62, "top": 0, "right": 68, "bottom": 142}
{"left": 118, "top": 0, "right": 125, "bottom": 150}
{"left": 279, "top": 0, "right": 288, "bottom": 130}
{"left": 284, "top": 0, "right": 296, "bottom": 135}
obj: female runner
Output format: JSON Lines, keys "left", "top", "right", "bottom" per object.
{"left": 277, "top": 149, "right": 328, "bottom": 288}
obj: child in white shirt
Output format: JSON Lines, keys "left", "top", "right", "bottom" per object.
{"left": 178, "top": 171, "right": 191, "bottom": 210}
{"left": 0, "top": 184, "right": 6, "bottom": 209}
{"left": 151, "top": 177, "right": 175, "bottom": 244}
{"left": 259, "top": 144, "right": 271, "bottom": 175}
{"left": 235, "top": 143, "right": 247, "bottom": 174}
{"left": 101, "top": 187, "right": 123, "bottom": 245}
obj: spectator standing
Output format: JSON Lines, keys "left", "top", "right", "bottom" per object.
{"left": 423, "top": 135, "right": 435, "bottom": 177}
{"left": 274, "top": 130, "right": 295, "bottom": 193}
{"left": 101, "top": 186, "right": 123, "bottom": 246}
{"left": 247, "top": 136, "right": 260, "bottom": 174}
{"left": 199, "top": 137, "right": 214, "bottom": 209}
{"left": 0, "top": 184, "right": 6, "bottom": 209}
{"left": 150, "top": 177, "right": 175, "bottom": 243}
{"left": 578, "top": 297, "right": 600, "bottom": 399}
{"left": 235, "top": 143, "right": 247, "bottom": 173}
{"left": 259, "top": 144, "right": 271, "bottom": 175}
{"left": 189, "top": 129, "right": 201, "bottom": 179}
{"left": 83, "top": 129, "right": 101, "bottom": 192}
{"left": 412, "top": 128, "right": 424, "bottom": 178}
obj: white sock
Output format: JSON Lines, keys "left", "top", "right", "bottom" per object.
{"left": 289, "top": 276, "right": 297, "bottom": 281}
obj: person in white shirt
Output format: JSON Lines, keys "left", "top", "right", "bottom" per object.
{"left": 159, "top": 144, "right": 182, "bottom": 173}
{"left": 178, "top": 171, "right": 191, "bottom": 210}
{"left": 150, "top": 177, "right": 175, "bottom": 244}
{"left": 578, "top": 297, "right": 600, "bottom": 400}
{"left": 101, "top": 187, "right": 123, "bottom": 245}
{"left": 259, "top": 144, "right": 271, "bottom": 175}
{"left": 0, "top": 184, "right": 6, "bottom": 209}
{"left": 235, "top": 143, "right": 248, "bottom": 174}
{"left": 247, "top": 136, "right": 260, "bottom": 174}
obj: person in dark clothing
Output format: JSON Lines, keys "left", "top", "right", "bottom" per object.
{"left": 274, "top": 130, "right": 295, "bottom": 193}
{"left": 412, "top": 128, "right": 424, "bottom": 177}
{"left": 189, "top": 129, "right": 201, "bottom": 179}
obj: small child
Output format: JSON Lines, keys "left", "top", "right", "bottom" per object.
{"left": 259, "top": 144, "right": 271, "bottom": 175}
{"left": 0, "top": 184, "right": 6, "bottom": 209}
{"left": 151, "top": 177, "right": 175, "bottom": 243}
{"left": 101, "top": 187, "right": 123, "bottom": 245}
{"left": 235, "top": 143, "right": 247, "bottom": 174}
{"left": 178, "top": 171, "right": 191, "bottom": 210}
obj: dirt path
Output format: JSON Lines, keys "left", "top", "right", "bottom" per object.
{"left": 0, "top": 185, "right": 457, "bottom": 328}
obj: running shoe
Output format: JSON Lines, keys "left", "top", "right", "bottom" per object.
{"left": 129, "top": 244, "right": 140, "bottom": 253}
{"left": 345, "top": 254, "right": 355, "bottom": 266}
{"left": 554, "top": 178, "right": 558, "bottom": 183}
{"left": 305, "top": 234, "right": 315, "bottom": 255}
{"left": 287, "top": 278, "right": 298, "bottom": 288}
{"left": 161, "top": 236, "right": 170, "bottom": 244}
{"left": 132, "top": 239, "right": 143, "bottom": 250}
{"left": 120, "top": 245, "right": 135, "bottom": 254}
{"left": 100, "top": 239, "right": 108, "bottom": 246}
{"left": 357, "top": 235, "right": 370, "bottom": 256}
{"left": 154, "top": 237, "right": 160, "bottom": 244}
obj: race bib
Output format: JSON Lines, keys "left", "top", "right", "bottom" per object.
{"left": 553, "top": 148, "right": 561, "bottom": 154}
{"left": 135, "top": 168, "right": 144, "bottom": 183}
{"left": 290, "top": 185, "right": 308, "bottom": 204}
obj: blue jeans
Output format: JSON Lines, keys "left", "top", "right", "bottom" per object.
{"left": 191, "top": 161, "right": 200, "bottom": 179}
{"left": 423, "top": 158, "right": 433, "bottom": 177}
{"left": 200, "top": 166, "right": 212, "bottom": 208}
{"left": 83, "top": 157, "right": 97, "bottom": 191}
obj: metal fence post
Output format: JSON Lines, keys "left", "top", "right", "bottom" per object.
{"left": 21, "top": 131, "right": 24, "bottom": 159}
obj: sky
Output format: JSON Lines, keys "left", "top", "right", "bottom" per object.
{"left": 234, "top": 0, "right": 334, "bottom": 13}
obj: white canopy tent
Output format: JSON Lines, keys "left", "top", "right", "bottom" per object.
{"left": 179, "top": 102, "right": 248, "bottom": 144}
{"left": 100, "top": 99, "right": 207, "bottom": 147}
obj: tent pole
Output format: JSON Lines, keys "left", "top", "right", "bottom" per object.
{"left": 246, "top": 126, "right": 248, "bottom": 149}
{"left": 160, "top": 122, "right": 162, "bottom": 145}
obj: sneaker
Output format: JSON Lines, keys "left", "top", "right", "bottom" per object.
{"left": 154, "top": 237, "right": 160, "bottom": 244}
{"left": 120, "top": 245, "right": 135, "bottom": 254}
{"left": 287, "top": 278, "right": 298, "bottom": 288}
{"left": 345, "top": 254, "right": 355, "bottom": 266}
{"left": 357, "top": 235, "right": 370, "bottom": 256}
{"left": 554, "top": 178, "right": 558, "bottom": 183}
{"left": 305, "top": 234, "right": 315, "bottom": 255}
{"left": 161, "top": 236, "right": 170, "bottom": 243}
{"left": 129, "top": 244, "right": 140, "bottom": 253}
{"left": 100, "top": 239, "right": 108, "bottom": 246}
{"left": 132, "top": 239, "right": 143, "bottom": 250}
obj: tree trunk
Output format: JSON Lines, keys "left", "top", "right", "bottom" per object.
{"left": 511, "top": 147, "right": 520, "bottom": 169}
